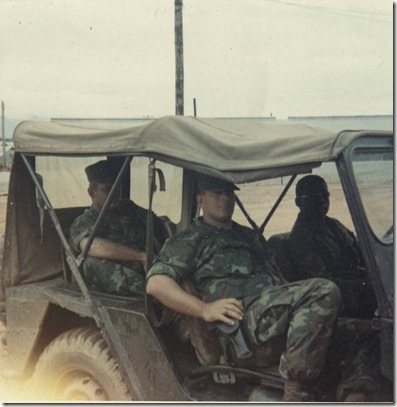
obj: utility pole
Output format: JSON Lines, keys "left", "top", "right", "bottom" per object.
{"left": 175, "top": 0, "right": 184, "bottom": 116}
{"left": 1, "top": 101, "right": 5, "bottom": 169}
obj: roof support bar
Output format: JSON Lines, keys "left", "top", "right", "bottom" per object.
{"left": 145, "top": 159, "right": 175, "bottom": 327}
{"left": 235, "top": 194, "right": 269, "bottom": 249}
{"left": 259, "top": 175, "right": 297, "bottom": 234}
{"left": 77, "top": 156, "right": 132, "bottom": 265}
{"left": 20, "top": 154, "right": 102, "bottom": 322}
{"left": 235, "top": 194, "right": 260, "bottom": 232}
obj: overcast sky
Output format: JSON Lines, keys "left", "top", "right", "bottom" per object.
{"left": 0, "top": 0, "right": 393, "bottom": 121}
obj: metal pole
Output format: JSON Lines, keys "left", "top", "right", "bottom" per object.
{"left": 1, "top": 101, "right": 6, "bottom": 169}
{"left": 77, "top": 156, "right": 133, "bottom": 265}
{"left": 259, "top": 174, "right": 297, "bottom": 234}
{"left": 175, "top": 0, "right": 184, "bottom": 115}
{"left": 20, "top": 154, "right": 102, "bottom": 324}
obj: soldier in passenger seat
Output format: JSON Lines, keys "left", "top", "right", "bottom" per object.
{"left": 146, "top": 173, "right": 382, "bottom": 402}
{"left": 70, "top": 160, "right": 168, "bottom": 297}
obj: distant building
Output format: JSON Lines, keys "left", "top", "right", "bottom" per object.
{"left": 288, "top": 115, "right": 392, "bottom": 132}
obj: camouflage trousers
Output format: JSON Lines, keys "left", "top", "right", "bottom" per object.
{"left": 243, "top": 278, "right": 341, "bottom": 382}
{"left": 82, "top": 256, "right": 145, "bottom": 297}
{"left": 243, "top": 278, "right": 388, "bottom": 401}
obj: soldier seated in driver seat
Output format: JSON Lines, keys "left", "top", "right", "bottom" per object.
{"left": 70, "top": 160, "right": 168, "bottom": 297}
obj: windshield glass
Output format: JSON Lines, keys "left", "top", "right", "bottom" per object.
{"left": 351, "top": 147, "right": 393, "bottom": 243}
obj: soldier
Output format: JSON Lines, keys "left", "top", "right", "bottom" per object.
{"left": 70, "top": 160, "right": 167, "bottom": 297}
{"left": 288, "top": 175, "right": 377, "bottom": 318}
{"left": 145, "top": 173, "right": 379, "bottom": 401}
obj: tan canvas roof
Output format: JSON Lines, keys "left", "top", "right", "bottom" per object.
{"left": 13, "top": 115, "right": 373, "bottom": 181}
{"left": 0, "top": 116, "right": 391, "bottom": 303}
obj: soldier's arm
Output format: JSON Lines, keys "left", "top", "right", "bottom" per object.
{"left": 289, "top": 231, "right": 329, "bottom": 279}
{"left": 146, "top": 274, "right": 243, "bottom": 326}
{"left": 79, "top": 237, "right": 147, "bottom": 270}
{"left": 290, "top": 232, "right": 365, "bottom": 282}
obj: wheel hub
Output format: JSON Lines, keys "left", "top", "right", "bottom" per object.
{"left": 61, "top": 372, "right": 107, "bottom": 401}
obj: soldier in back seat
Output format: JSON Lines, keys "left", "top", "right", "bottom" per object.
{"left": 70, "top": 160, "right": 168, "bottom": 297}
{"left": 146, "top": 173, "right": 381, "bottom": 402}
{"left": 289, "top": 175, "right": 377, "bottom": 319}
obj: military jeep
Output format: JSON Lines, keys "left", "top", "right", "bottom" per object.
{"left": 0, "top": 116, "right": 393, "bottom": 401}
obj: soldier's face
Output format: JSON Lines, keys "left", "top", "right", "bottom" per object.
{"left": 299, "top": 183, "right": 330, "bottom": 217}
{"left": 197, "top": 189, "right": 235, "bottom": 226}
{"left": 90, "top": 182, "right": 122, "bottom": 212}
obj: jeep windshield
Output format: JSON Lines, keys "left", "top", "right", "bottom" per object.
{"left": 351, "top": 147, "right": 393, "bottom": 244}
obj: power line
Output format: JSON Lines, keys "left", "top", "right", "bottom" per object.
{"left": 263, "top": 0, "right": 392, "bottom": 24}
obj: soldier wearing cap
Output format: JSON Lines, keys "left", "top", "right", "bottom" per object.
{"left": 146, "top": 174, "right": 337, "bottom": 400}
{"left": 70, "top": 160, "right": 167, "bottom": 297}
{"left": 146, "top": 173, "right": 387, "bottom": 402}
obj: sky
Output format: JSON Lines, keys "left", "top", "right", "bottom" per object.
{"left": 0, "top": 0, "right": 393, "bottom": 122}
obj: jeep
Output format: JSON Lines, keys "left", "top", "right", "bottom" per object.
{"left": 0, "top": 116, "right": 393, "bottom": 401}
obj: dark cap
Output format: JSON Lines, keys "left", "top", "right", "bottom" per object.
{"left": 196, "top": 173, "right": 239, "bottom": 192}
{"left": 85, "top": 160, "right": 119, "bottom": 184}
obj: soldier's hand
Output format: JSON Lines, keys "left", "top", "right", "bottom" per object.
{"left": 201, "top": 298, "right": 244, "bottom": 326}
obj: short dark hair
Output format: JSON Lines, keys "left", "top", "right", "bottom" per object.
{"left": 296, "top": 175, "right": 327, "bottom": 197}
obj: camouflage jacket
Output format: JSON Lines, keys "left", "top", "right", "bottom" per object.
{"left": 70, "top": 199, "right": 165, "bottom": 264}
{"left": 288, "top": 213, "right": 365, "bottom": 282}
{"left": 147, "top": 218, "right": 284, "bottom": 307}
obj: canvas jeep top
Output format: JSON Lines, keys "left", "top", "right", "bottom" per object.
{"left": 0, "top": 115, "right": 393, "bottom": 401}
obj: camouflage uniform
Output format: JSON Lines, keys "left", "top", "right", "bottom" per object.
{"left": 288, "top": 213, "right": 377, "bottom": 318}
{"left": 147, "top": 218, "right": 389, "bottom": 400}
{"left": 147, "top": 219, "right": 341, "bottom": 382}
{"left": 70, "top": 199, "right": 165, "bottom": 297}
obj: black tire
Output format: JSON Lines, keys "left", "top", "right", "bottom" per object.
{"left": 30, "top": 327, "right": 132, "bottom": 401}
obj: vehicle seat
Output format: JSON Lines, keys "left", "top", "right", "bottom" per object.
{"left": 267, "top": 232, "right": 295, "bottom": 282}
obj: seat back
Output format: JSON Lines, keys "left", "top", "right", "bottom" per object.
{"left": 267, "top": 232, "right": 296, "bottom": 281}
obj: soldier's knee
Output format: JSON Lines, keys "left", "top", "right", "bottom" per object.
{"left": 84, "top": 256, "right": 102, "bottom": 267}
{"left": 84, "top": 256, "right": 115, "bottom": 269}
{"left": 308, "top": 278, "right": 341, "bottom": 310}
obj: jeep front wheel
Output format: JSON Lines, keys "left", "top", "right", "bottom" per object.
{"left": 30, "top": 327, "right": 132, "bottom": 401}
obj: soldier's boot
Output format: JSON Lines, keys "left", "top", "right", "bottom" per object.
{"left": 282, "top": 380, "right": 312, "bottom": 402}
